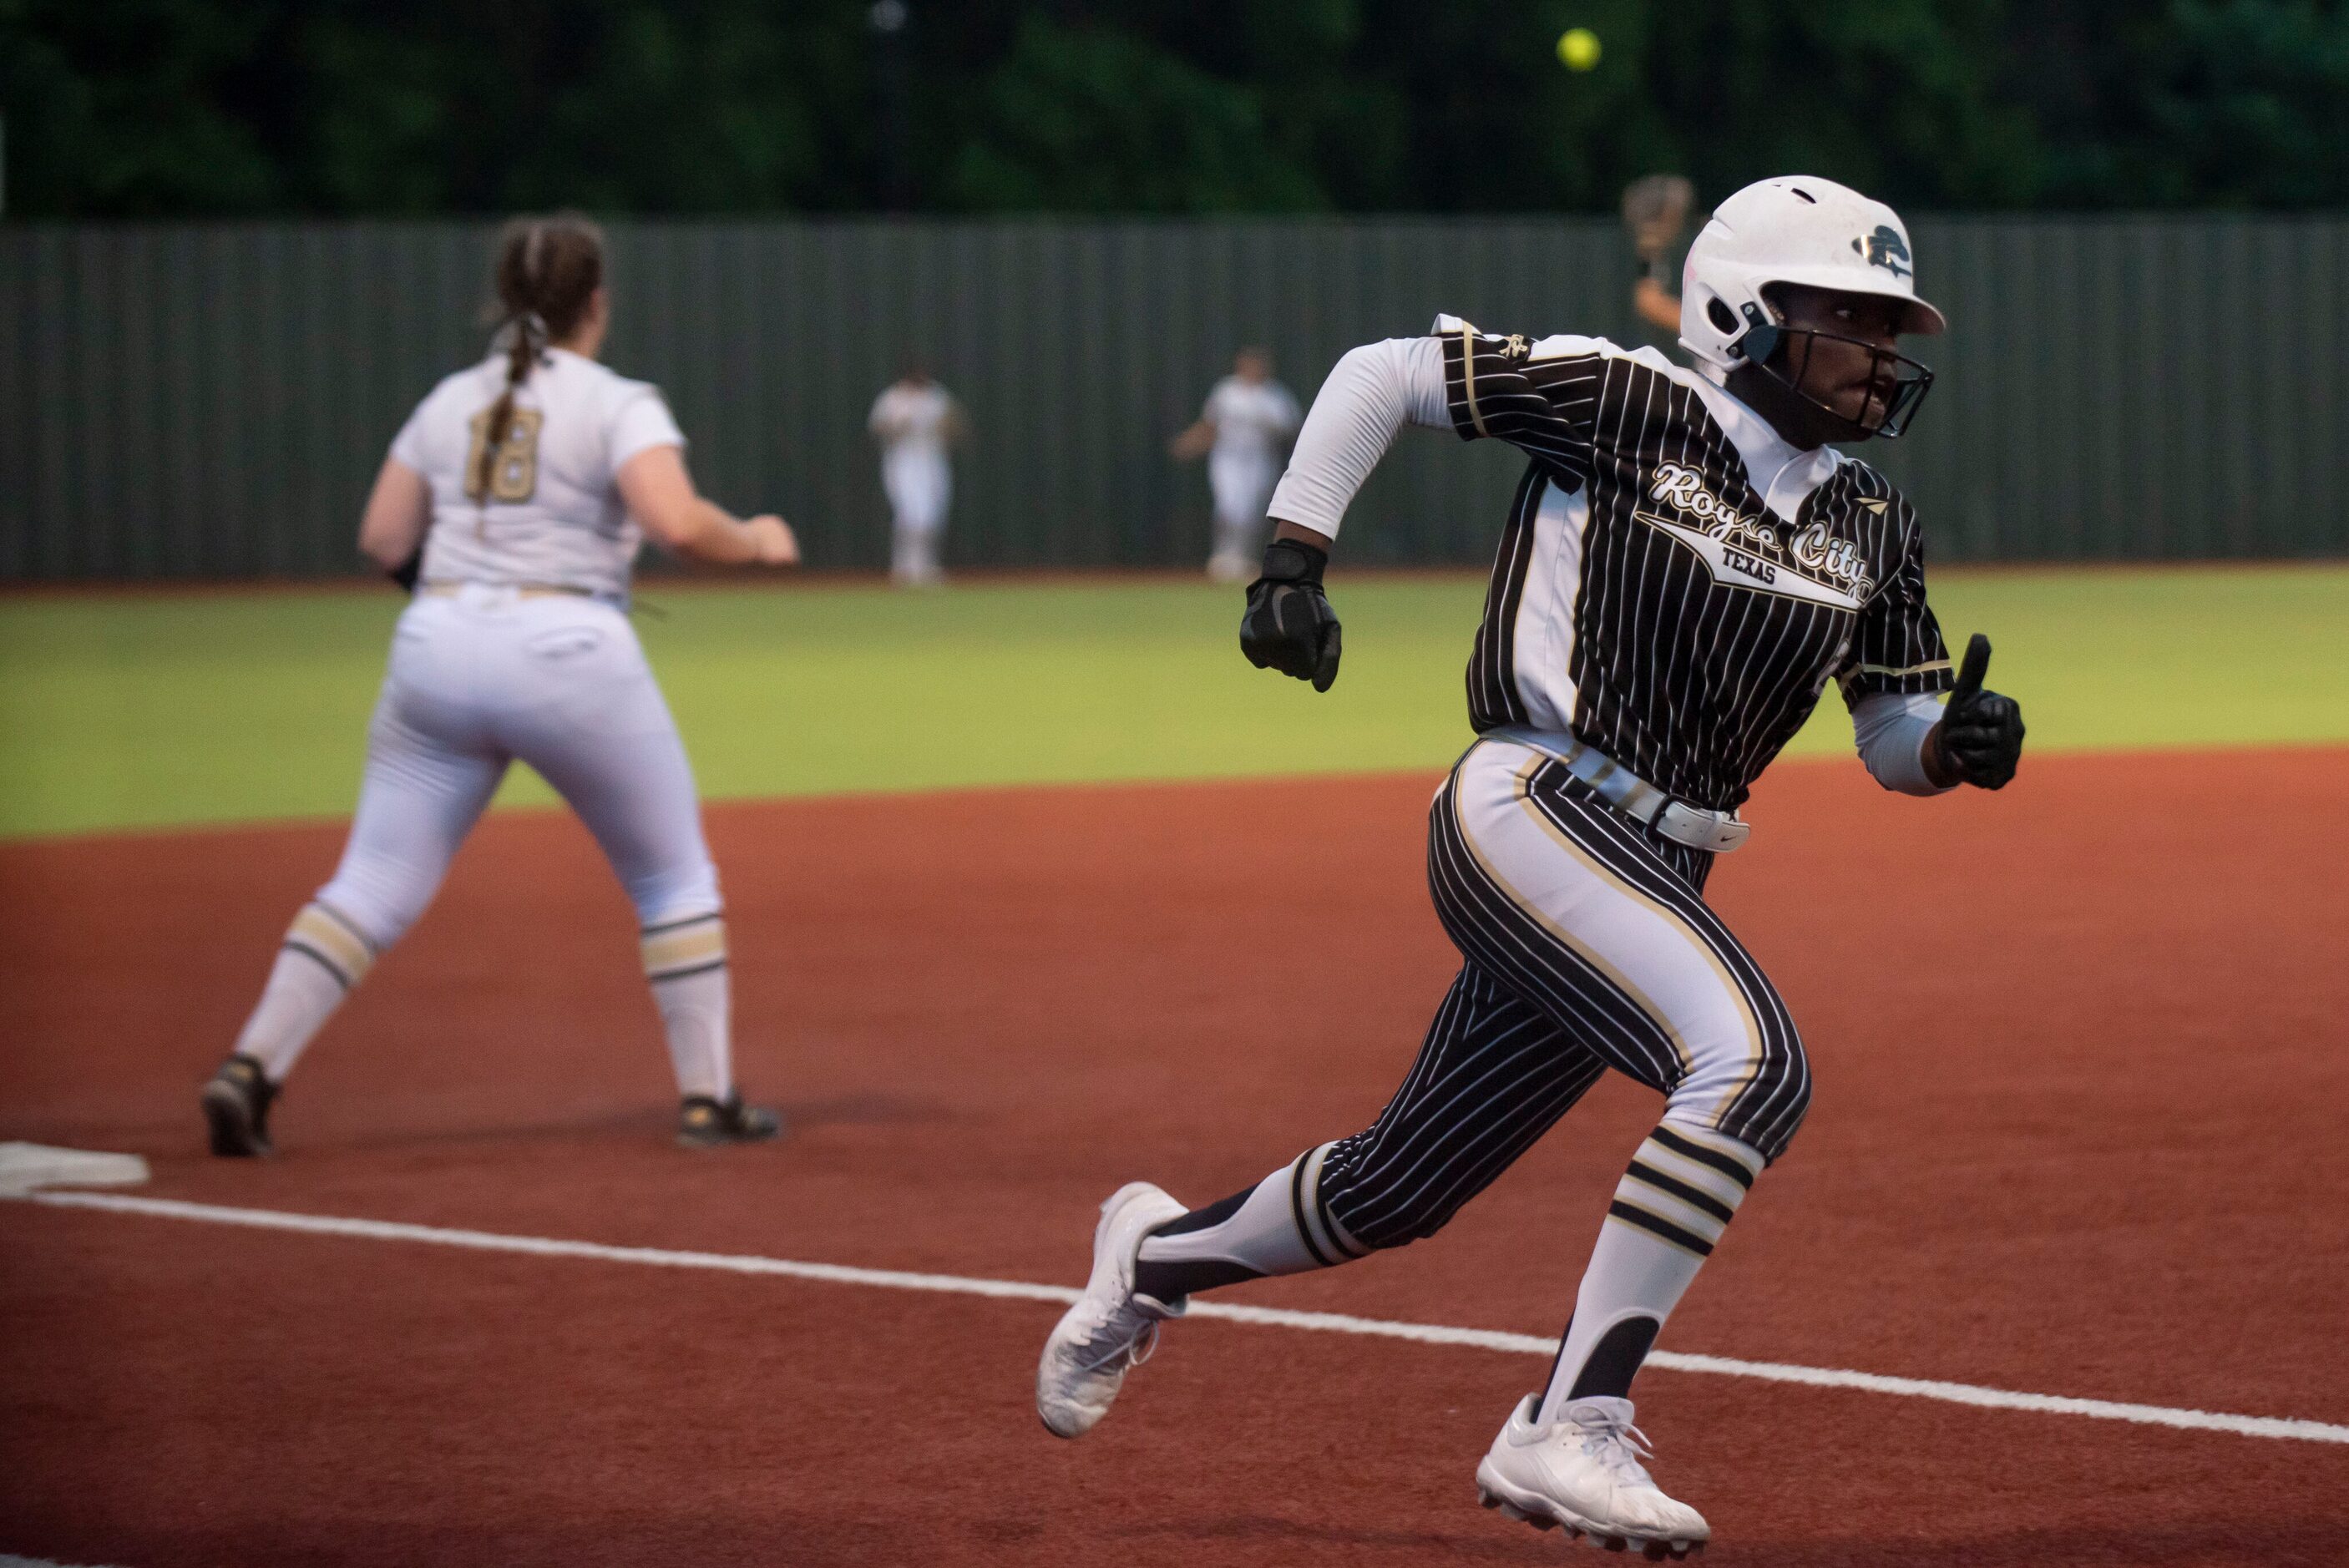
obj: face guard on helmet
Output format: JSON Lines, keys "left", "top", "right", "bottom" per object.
{"left": 1678, "top": 175, "right": 1947, "bottom": 441}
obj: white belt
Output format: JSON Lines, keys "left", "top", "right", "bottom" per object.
{"left": 418, "top": 580, "right": 625, "bottom": 609}
{"left": 1487, "top": 726, "right": 1752, "bottom": 854}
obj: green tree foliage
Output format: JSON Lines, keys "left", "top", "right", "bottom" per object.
{"left": 0, "top": 0, "right": 873, "bottom": 214}
{"left": 940, "top": 13, "right": 1325, "bottom": 210}
{"left": 4, "top": 0, "right": 2346, "bottom": 215}
{"left": 2025, "top": 0, "right": 2349, "bottom": 205}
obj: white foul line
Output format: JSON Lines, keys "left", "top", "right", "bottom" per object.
{"left": 15, "top": 1189, "right": 2348, "bottom": 1448}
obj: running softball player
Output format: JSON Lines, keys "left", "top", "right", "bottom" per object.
{"left": 1038, "top": 177, "right": 2025, "bottom": 1555}
{"left": 201, "top": 214, "right": 799, "bottom": 1157}
{"left": 1171, "top": 348, "right": 1302, "bottom": 582}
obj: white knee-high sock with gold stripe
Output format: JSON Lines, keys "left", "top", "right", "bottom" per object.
{"left": 1536, "top": 1120, "right": 1765, "bottom": 1424}
{"left": 641, "top": 913, "right": 732, "bottom": 1101}
{"left": 232, "top": 903, "right": 378, "bottom": 1083}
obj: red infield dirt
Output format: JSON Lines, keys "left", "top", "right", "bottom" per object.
{"left": 3, "top": 748, "right": 2346, "bottom": 1567}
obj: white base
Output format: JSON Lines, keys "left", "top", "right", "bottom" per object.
{"left": 0, "top": 1141, "right": 152, "bottom": 1197}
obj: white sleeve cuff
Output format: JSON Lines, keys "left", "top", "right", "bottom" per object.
{"left": 1265, "top": 336, "right": 1448, "bottom": 542}
{"left": 1851, "top": 690, "right": 1952, "bottom": 796}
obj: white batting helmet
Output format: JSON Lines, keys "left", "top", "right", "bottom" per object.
{"left": 1678, "top": 175, "right": 1947, "bottom": 377}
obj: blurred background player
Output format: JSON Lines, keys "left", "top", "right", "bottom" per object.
{"left": 1624, "top": 174, "right": 1695, "bottom": 340}
{"left": 200, "top": 213, "right": 800, "bottom": 1158}
{"left": 1170, "top": 347, "right": 1301, "bottom": 582}
{"left": 868, "top": 362, "right": 965, "bottom": 588}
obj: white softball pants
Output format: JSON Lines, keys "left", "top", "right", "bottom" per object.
{"left": 1207, "top": 451, "right": 1279, "bottom": 566}
{"left": 883, "top": 451, "right": 949, "bottom": 584}
{"left": 316, "top": 585, "right": 720, "bottom": 952}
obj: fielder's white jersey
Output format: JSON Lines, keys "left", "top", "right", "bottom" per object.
{"left": 392, "top": 347, "right": 686, "bottom": 600}
{"left": 868, "top": 381, "right": 956, "bottom": 460}
{"left": 1203, "top": 376, "right": 1301, "bottom": 464}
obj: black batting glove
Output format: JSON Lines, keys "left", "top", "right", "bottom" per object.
{"left": 387, "top": 545, "right": 423, "bottom": 594}
{"left": 1239, "top": 536, "right": 1342, "bottom": 692}
{"left": 1932, "top": 634, "right": 2024, "bottom": 789}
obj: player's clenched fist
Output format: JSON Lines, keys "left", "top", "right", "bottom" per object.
{"left": 1240, "top": 536, "right": 1342, "bottom": 692}
{"left": 1931, "top": 633, "right": 2024, "bottom": 789}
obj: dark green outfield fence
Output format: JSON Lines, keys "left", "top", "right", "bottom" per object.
{"left": 2, "top": 217, "right": 2344, "bottom": 579}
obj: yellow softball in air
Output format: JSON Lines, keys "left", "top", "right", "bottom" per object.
{"left": 1557, "top": 28, "right": 1602, "bottom": 70}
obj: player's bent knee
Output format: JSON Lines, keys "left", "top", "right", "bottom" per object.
{"left": 1660, "top": 1019, "right": 1811, "bottom": 1166}
{"left": 1743, "top": 1070, "right": 1813, "bottom": 1165}
{"left": 1316, "top": 1164, "right": 1473, "bottom": 1254}
{"left": 313, "top": 865, "right": 433, "bottom": 953}
{"left": 1281, "top": 1140, "right": 1432, "bottom": 1260}
{"left": 626, "top": 860, "right": 721, "bottom": 932}
{"left": 1760, "top": 1031, "right": 1814, "bottom": 1136}
{"left": 1337, "top": 1197, "right": 1466, "bottom": 1253}
{"left": 1701, "top": 1048, "right": 1812, "bottom": 1166}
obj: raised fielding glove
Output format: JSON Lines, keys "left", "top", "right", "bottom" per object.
{"left": 1239, "top": 537, "right": 1342, "bottom": 692}
{"left": 387, "top": 545, "right": 423, "bottom": 594}
{"left": 1933, "top": 634, "right": 2024, "bottom": 789}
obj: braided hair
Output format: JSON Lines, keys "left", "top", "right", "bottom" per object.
{"left": 473, "top": 213, "right": 605, "bottom": 501}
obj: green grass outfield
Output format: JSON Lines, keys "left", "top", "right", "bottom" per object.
{"left": 3, "top": 564, "right": 2344, "bottom": 840}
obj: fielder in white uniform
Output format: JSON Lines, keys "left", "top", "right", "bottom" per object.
{"left": 868, "top": 369, "right": 964, "bottom": 587}
{"left": 1172, "top": 348, "right": 1301, "bottom": 582}
{"left": 201, "top": 214, "right": 800, "bottom": 1157}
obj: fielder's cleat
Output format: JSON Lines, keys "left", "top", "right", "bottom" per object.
{"left": 676, "top": 1093, "right": 783, "bottom": 1149}
{"left": 1035, "top": 1181, "right": 1187, "bottom": 1439}
{"left": 1475, "top": 1395, "right": 1709, "bottom": 1560}
{"left": 200, "top": 1054, "right": 280, "bottom": 1158}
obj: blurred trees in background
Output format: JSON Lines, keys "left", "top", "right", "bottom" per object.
{"left": 5, "top": 0, "right": 2346, "bottom": 216}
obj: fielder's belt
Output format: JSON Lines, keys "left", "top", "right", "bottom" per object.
{"left": 1488, "top": 726, "right": 1752, "bottom": 854}
{"left": 419, "top": 580, "right": 599, "bottom": 602}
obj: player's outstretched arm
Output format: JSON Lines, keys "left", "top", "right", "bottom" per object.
{"left": 618, "top": 445, "right": 799, "bottom": 568}
{"left": 1168, "top": 418, "right": 1217, "bottom": 460}
{"left": 1633, "top": 277, "right": 1681, "bottom": 333}
{"left": 1924, "top": 634, "right": 2025, "bottom": 789}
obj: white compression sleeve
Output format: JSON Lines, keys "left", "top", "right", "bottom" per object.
{"left": 1263, "top": 336, "right": 1450, "bottom": 541}
{"left": 1851, "top": 690, "right": 1952, "bottom": 796}
{"left": 1134, "top": 1161, "right": 1325, "bottom": 1281}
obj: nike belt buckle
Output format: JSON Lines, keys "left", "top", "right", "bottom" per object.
{"left": 1655, "top": 801, "right": 1750, "bottom": 854}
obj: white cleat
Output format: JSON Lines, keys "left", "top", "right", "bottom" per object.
{"left": 1476, "top": 1394, "right": 1710, "bottom": 1560}
{"left": 1035, "top": 1181, "right": 1188, "bottom": 1439}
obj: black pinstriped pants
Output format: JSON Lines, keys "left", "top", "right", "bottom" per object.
{"left": 1309, "top": 737, "right": 1811, "bottom": 1257}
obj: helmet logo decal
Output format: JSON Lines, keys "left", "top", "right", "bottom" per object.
{"left": 1852, "top": 225, "right": 1912, "bottom": 278}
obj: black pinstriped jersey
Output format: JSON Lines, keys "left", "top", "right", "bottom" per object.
{"left": 1440, "top": 320, "right": 1955, "bottom": 812}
